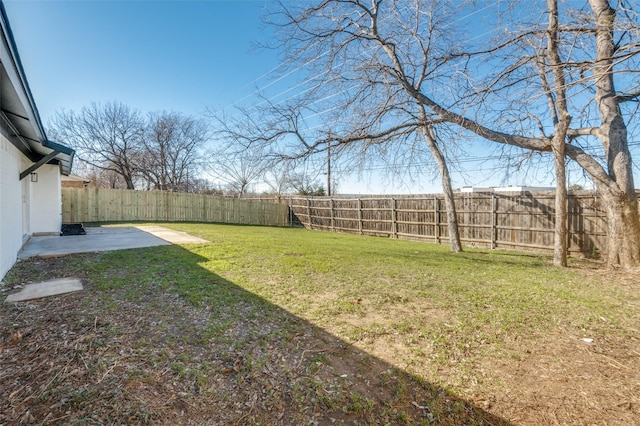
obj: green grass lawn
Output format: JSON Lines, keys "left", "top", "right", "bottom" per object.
{"left": 55, "top": 224, "right": 630, "bottom": 378}
{"left": 172, "top": 222, "right": 628, "bottom": 335}
{"left": 3, "top": 222, "right": 637, "bottom": 424}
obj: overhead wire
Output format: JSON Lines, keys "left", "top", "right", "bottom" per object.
{"left": 220, "top": 0, "right": 636, "bottom": 129}
{"left": 222, "top": 0, "right": 501, "bottom": 119}
{"left": 337, "top": 141, "right": 640, "bottom": 179}
{"left": 210, "top": 1, "right": 639, "bottom": 188}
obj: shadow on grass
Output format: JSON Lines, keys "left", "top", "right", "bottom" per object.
{"left": 1, "top": 244, "right": 512, "bottom": 425}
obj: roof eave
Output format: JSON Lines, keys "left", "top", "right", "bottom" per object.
{"left": 0, "top": 1, "right": 74, "bottom": 175}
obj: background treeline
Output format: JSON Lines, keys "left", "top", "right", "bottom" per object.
{"left": 50, "top": 102, "right": 328, "bottom": 198}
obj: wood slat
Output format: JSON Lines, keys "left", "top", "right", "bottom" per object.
{"left": 62, "top": 188, "right": 290, "bottom": 227}
{"left": 287, "top": 192, "right": 620, "bottom": 257}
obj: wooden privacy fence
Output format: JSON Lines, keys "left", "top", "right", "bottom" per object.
{"left": 288, "top": 192, "right": 613, "bottom": 257}
{"left": 62, "top": 188, "right": 290, "bottom": 227}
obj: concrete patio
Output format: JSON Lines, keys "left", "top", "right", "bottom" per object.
{"left": 18, "top": 225, "right": 208, "bottom": 259}
{"left": 4, "top": 226, "right": 208, "bottom": 302}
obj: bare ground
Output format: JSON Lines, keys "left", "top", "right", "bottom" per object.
{"left": 1, "top": 256, "right": 639, "bottom": 425}
{"left": 478, "top": 268, "right": 640, "bottom": 425}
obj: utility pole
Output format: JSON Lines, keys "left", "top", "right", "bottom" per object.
{"left": 326, "top": 143, "right": 331, "bottom": 196}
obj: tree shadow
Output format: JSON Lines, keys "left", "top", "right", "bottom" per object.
{"left": 1, "top": 244, "right": 513, "bottom": 425}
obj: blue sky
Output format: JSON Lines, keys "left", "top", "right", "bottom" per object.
{"left": 3, "top": 0, "right": 621, "bottom": 194}
{"left": 4, "top": 0, "right": 277, "bottom": 121}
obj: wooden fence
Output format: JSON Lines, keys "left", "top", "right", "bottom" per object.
{"left": 288, "top": 191, "right": 612, "bottom": 257}
{"left": 62, "top": 188, "right": 290, "bottom": 227}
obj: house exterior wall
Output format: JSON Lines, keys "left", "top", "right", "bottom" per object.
{"left": 0, "top": 4, "right": 74, "bottom": 281}
{"left": 0, "top": 132, "right": 25, "bottom": 280}
{"left": 31, "top": 164, "right": 61, "bottom": 235}
{"left": 0, "top": 137, "right": 63, "bottom": 280}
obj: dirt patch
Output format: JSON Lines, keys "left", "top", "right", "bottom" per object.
{"left": 468, "top": 266, "right": 640, "bottom": 425}
{"left": 472, "top": 331, "right": 639, "bottom": 425}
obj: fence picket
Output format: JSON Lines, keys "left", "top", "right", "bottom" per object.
{"left": 287, "top": 191, "right": 622, "bottom": 257}
{"left": 62, "top": 188, "right": 289, "bottom": 227}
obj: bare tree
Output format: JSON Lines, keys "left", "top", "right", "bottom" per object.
{"left": 289, "top": 169, "right": 326, "bottom": 196}
{"left": 544, "top": 0, "right": 572, "bottom": 267}
{"left": 263, "top": 159, "right": 296, "bottom": 201}
{"left": 49, "top": 102, "right": 144, "bottom": 189}
{"left": 421, "top": 122, "right": 462, "bottom": 252}
{"left": 268, "top": 0, "right": 640, "bottom": 268}
{"left": 209, "top": 80, "right": 464, "bottom": 250}
{"left": 207, "top": 142, "right": 270, "bottom": 198}
{"left": 188, "top": 178, "right": 223, "bottom": 195}
{"left": 140, "top": 112, "right": 209, "bottom": 192}
{"left": 86, "top": 167, "right": 127, "bottom": 189}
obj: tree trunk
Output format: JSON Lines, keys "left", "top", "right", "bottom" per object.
{"left": 547, "top": 0, "right": 569, "bottom": 267}
{"left": 603, "top": 191, "right": 640, "bottom": 267}
{"left": 553, "top": 153, "right": 568, "bottom": 267}
{"left": 123, "top": 174, "right": 135, "bottom": 190}
{"left": 565, "top": 146, "right": 640, "bottom": 268}
{"left": 587, "top": 0, "right": 640, "bottom": 268}
{"left": 441, "top": 168, "right": 463, "bottom": 253}
{"left": 421, "top": 124, "right": 462, "bottom": 253}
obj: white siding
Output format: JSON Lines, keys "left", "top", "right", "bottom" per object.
{"left": 0, "top": 133, "right": 25, "bottom": 280}
{"left": 31, "top": 164, "right": 62, "bottom": 235}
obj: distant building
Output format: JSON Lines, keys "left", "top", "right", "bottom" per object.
{"left": 458, "top": 186, "right": 556, "bottom": 193}
{"left": 61, "top": 174, "right": 91, "bottom": 188}
{"left": 493, "top": 186, "right": 555, "bottom": 193}
{"left": 458, "top": 186, "right": 494, "bottom": 193}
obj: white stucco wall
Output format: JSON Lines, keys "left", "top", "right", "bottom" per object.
{"left": 0, "top": 133, "right": 24, "bottom": 280}
{"left": 30, "top": 164, "right": 62, "bottom": 235}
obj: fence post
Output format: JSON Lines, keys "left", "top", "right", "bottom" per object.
{"left": 357, "top": 198, "right": 363, "bottom": 235}
{"left": 391, "top": 198, "right": 397, "bottom": 238}
{"left": 330, "top": 197, "right": 335, "bottom": 232}
{"left": 434, "top": 195, "right": 440, "bottom": 244}
{"left": 491, "top": 193, "right": 496, "bottom": 249}
{"left": 306, "top": 197, "right": 311, "bottom": 229}
{"left": 566, "top": 193, "right": 572, "bottom": 253}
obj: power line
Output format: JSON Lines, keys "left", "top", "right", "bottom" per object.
{"left": 221, "top": 1, "right": 503, "bottom": 116}
{"left": 213, "top": 0, "right": 640, "bottom": 173}
{"left": 331, "top": 141, "right": 640, "bottom": 175}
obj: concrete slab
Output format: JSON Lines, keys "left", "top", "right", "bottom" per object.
{"left": 18, "top": 226, "right": 208, "bottom": 259}
{"left": 5, "top": 277, "right": 83, "bottom": 302}
{"left": 134, "top": 226, "right": 209, "bottom": 244}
